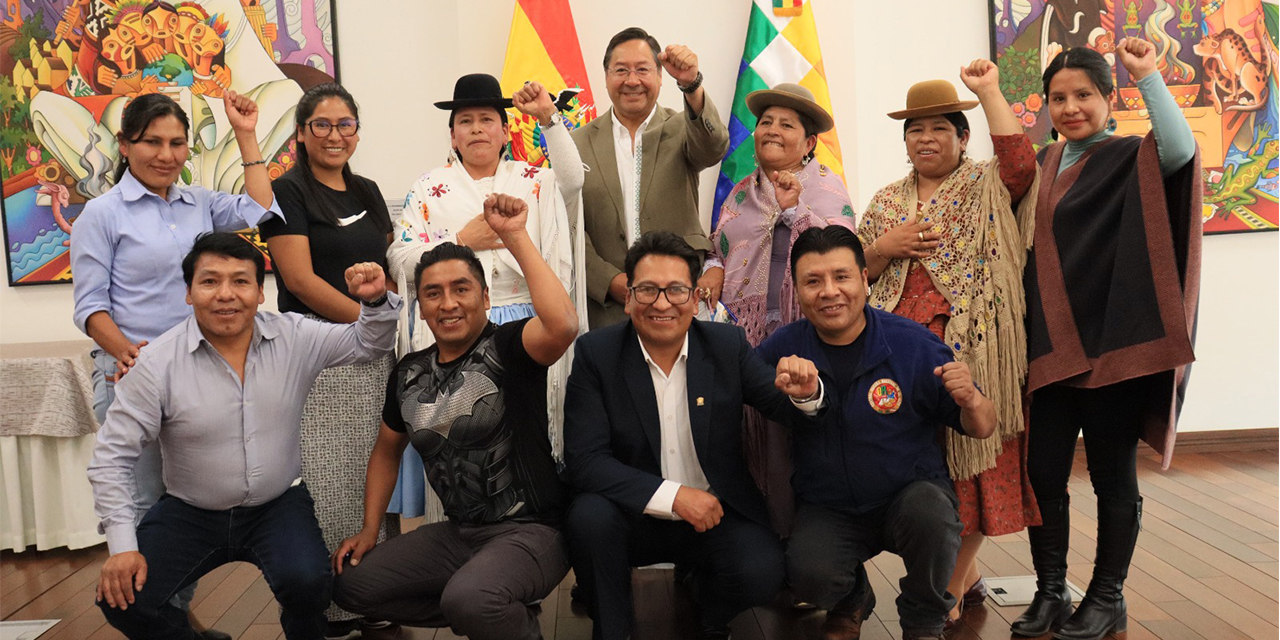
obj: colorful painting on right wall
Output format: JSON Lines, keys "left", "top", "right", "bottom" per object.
{"left": 991, "top": 0, "right": 1279, "bottom": 233}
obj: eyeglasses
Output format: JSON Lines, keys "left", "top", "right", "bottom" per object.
{"left": 306, "top": 119, "right": 360, "bottom": 137}
{"left": 609, "top": 66, "right": 656, "bottom": 80}
{"left": 630, "top": 284, "right": 693, "bottom": 305}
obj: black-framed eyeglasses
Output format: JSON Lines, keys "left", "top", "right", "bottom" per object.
{"left": 307, "top": 119, "right": 360, "bottom": 137}
{"left": 630, "top": 284, "right": 693, "bottom": 305}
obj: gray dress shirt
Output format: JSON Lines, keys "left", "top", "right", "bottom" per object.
{"left": 88, "top": 294, "right": 401, "bottom": 555}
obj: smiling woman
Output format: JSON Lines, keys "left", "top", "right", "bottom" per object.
{"left": 256, "top": 82, "right": 396, "bottom": 637}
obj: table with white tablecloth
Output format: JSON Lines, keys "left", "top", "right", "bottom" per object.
{"left": 0, "top": 340, "right": 105, "bottom": 552}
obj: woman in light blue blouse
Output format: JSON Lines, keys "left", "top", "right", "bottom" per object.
{"left": 70, "top": 91, "right": 280, "bottom": 640}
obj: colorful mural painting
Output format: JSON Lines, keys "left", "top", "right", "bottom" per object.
{"left": 1, "top": 0, "right": 338, "bottom": 285}
{"left": 991, "top": 0, "right": 1279, "bottom": 233}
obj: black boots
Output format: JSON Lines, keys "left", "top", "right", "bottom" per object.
{"left": 1011, "top": 497, "right": 1075, "bottom": 637}
{"left": 1054, "top": 497, "right": 1142, "bottom": 640}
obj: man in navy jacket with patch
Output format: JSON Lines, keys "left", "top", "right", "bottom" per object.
{"left": 757, "top": 226, "right": 996, "bottom": 640}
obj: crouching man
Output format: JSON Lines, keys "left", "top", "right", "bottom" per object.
{"left": 331, "top": 194, "right": 579, "bottom": 640}
{"left": 759, "top": 226, "right": 996, "bottom": 640}
{"left": 90, "top": 232, "right": 399, "bottom": 639}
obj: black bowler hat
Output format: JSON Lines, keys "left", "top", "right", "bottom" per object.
{"left": 433, "top": 73, "right": 514, "bottom": 111}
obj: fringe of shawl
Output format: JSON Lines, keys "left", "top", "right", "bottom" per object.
{"left": 942, "top": 162, "right": 1039, "bottom": 480}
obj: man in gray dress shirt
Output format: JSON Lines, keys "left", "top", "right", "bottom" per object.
{"left": 87, "top": 232, "right": 399, "bottom": 640}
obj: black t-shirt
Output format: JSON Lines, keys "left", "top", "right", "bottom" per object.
{"left": 382, "top": 319, "right": 567, "bottom": 525}
{"left": 259, "top": 168, "right": 391, "bottom": 318}
{"left": 819, "top": 331, "right": 867, "bottom": 400}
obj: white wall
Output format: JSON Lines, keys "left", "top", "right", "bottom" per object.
{"left": 2, "top": 0, "right": 1274, "bottom": 432}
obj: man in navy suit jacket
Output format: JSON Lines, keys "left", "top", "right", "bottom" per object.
{"left": 563, "top": 231, "right": 824, "bottom": 640}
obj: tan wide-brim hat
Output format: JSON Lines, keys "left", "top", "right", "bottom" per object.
{"left": 746, "top": 83, "right": 834, "bottom": 133}
{"left": 887, "top": 79, "right": 979, "bottom": 120}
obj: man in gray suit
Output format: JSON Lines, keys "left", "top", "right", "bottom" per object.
{"left": 573, "top": 27, "right": 730, "bottom": 329}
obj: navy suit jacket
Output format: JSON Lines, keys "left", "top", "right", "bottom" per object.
{"left": 563, "top": 319, "right": 816, "bottom": 528}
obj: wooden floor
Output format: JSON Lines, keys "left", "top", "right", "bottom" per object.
{"left": 3, "top": 449, "right": 1276, "bottom": 640}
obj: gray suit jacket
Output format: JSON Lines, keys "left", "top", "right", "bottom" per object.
{"left": 572, "top": 96, "right": 730, "bottom": 329}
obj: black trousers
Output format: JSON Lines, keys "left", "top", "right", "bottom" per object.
{"left": 786, "top": 479, "right": 962, "bottom": 636}
{"left": 565, "top": 492, "right": 785, "bottom": 640}
{"left": 1027, "top": 379, "right": 1147, "bottom": 504}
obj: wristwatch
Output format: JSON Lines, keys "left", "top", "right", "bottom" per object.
{"left": 677, "top": 71, "right": 704, "bottom": 94}
{"left": 361, "top": 294, "right": 388, "bottom": 308}
{"left": 546, "top": 112, "right": 564, "bottom": 128}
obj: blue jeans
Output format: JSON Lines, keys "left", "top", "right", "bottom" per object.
{"left": 92, "top": 350, "right": 196, "bottom": 611}
{"left": 98, "top": 484, "right": 332, "bottom": 640}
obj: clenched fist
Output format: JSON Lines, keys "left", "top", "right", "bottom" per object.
{"left": 658, "top": 44, "right": 700, "bottom": 87}
{"left": 772, "top": 170, "right": 802, "bottom": 211}
{"left": 512, "top": 81, "right": 557, "bottom": 125}
{"left": 483, "top": 193, "right": 530, "bottom": 238}
{"left": 224, "top": 89, "right": 259, "bottom": 134}
{"left": 934, "top": 361, "right": 981, "bottom": 409}
{"left": 959, "top": 59, "right": 1000, "bottom": 96}
{"left": 1116, "top": 37, "right": 1157, "bottom": 81}
{"left": 345, "top": 261, "right": 387, "bottom": 302}
{"left": 776, "top": 355, "right": 820, "bottom": 401}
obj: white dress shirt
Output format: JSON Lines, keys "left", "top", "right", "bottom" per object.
{"left": 638, "top": 334, "right": 824, "bottom": 519}
{"left": 612, "top": 108, "right": 658, "bottom": 247}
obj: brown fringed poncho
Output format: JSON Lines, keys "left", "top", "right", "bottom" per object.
{"left": 1024, "top": 133, "right": 1203, "bottom": 468}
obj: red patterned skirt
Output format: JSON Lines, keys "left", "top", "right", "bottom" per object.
{"left": 896, "top": 262, "right": 1040, "bottom": 536}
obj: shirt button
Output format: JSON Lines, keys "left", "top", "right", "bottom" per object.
{"left": 170, "top": 224, "right": 176, "bottom": 229}
{"left": 669, "top": 449, "right": 676, "bottom": 454}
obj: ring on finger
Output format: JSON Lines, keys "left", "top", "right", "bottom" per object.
{"left": 918, "top": 231, "right": 924, "bottom": 241}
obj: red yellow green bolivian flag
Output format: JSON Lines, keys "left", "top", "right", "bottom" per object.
{"left": 499, "top": 0, "right": 598, "bottom": 168}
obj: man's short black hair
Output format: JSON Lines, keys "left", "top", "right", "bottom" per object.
{"left": 790, "top": 226, "right": 866, "bottom": 279}
{"left": 624, "top": 231, "right": 702, "bottom": 286}
{"left": 603, "top": 27, "right": 661, "bottom": 69}
{"left": 182, "top": 232, "right": 266, "bottom": 287}
{"left": 414, "top": 242, "right": 488, "bottom": 293}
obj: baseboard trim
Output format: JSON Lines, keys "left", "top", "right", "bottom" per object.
{"left": 1076, "top": 428, "right": 1278, "bottom": 454}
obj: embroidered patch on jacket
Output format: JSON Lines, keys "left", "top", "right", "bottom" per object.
{"left": 868, "top": 378, "right": 903, "bottom": 414}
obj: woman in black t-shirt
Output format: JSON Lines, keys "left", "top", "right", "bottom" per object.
{"left": 258, "top": 83, "right": 395, "bottom": 638}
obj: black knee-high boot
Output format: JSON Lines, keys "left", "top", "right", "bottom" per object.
{"left": 1011, "top": 497, "right": 1075, "bottom": 637}
{"left": 1053, "top": 497, "right": 1141, "bottom": 640}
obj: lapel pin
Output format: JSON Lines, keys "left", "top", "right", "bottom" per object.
{"left": 697, "top": 397, "right": 705, "bottom": 406}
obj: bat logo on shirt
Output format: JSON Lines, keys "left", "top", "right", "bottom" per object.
{"left": 405, "top": 370, "right": 501, "bottom": 440}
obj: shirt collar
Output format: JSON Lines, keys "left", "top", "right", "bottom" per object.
{"left": 185, "top": 312, "right": 277, "bottom": 354}
{"left": 612, "top": 106, "right": 658, "bottom": 139}
{"left": 636, "top": 332, "right": 689, "bottom": 370}
{"left": 119, "top": 168, "right": 196, "bottom": 205}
